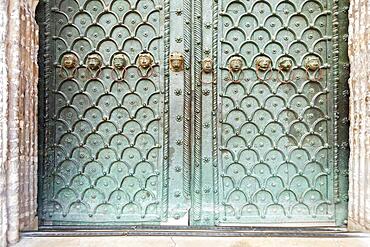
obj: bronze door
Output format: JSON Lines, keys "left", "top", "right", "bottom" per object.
{"left": 38, "top": 0, "right": 349, "bottom": 226}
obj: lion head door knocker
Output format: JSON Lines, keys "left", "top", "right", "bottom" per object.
{"left": 60, "top": 53, "right": 79, "bottom": 79}
{"left": 86, "top": 53, "right": 103, "bottom": 79}
{"left": 170, "top": 52, "right": 184, "bottom": 72}
{"left": 304, "top": 55, "right": 322, "bottom": 81}
{"left": 111, "top": 53, "right": 128, "bottom": 81}
{"left": 227, "top": 56, "right": 244, "bottom": 82}
{"left": 201, "top": 57, "right": 214, "bottom": 84}
{"left": 255, "top": 55, "right": 272, "bottom": 81}
{"left": 137, "top": 52, "right": 155, "bottom": 78}
{"left": 277, "top": 57, "right": 295, "bottom": 83}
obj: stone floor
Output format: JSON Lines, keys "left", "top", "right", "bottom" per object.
{"left": 13, "top": 236, "right": 370, "bottom": 247}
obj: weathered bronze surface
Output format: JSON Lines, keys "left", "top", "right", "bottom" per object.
{"left": 38, "top": 0, "right": 349, "bottom": 227}
{"left": 38, "top": 0, "right": 174, "bottom": 225}
{"left": 191, "top": 0, "right": 349, "bottom": 226}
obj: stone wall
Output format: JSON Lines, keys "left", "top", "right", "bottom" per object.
{"left": 0, "top": 0, "right": 39, "bottom": 246}
{"left": 348, "top": 0, "right": 370, "bottom": 231}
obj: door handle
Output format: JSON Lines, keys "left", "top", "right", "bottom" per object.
{"left": 201, "top": 57, "right": 214, "bottom": 84}
{"left": 170, "top": 52, "right": 184, "bottom": 72}
{"left": 137, "top": 52, "right": 157, "bottom": 78}
{"left": 202, "top": 58, "right": 213, "bottom": 74}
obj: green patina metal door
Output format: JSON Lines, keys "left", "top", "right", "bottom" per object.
{"left": 38, "top": 0, "right": 192, "bottom": 225}
{"left": 38, "top": 0, "right": 349, "bottom": 226}
{"left": 190, "top": 0, "right": 349, "bottom": 226}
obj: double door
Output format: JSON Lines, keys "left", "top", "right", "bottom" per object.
{"left": 39, "top": 0, "right": 348, "bottom": 226}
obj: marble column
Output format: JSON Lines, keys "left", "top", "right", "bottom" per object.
{"left": 0, "top": 0, "right": 39, "bottom": 246}
{"left": 348, "top": 0, "right": 370, "bottom": 232}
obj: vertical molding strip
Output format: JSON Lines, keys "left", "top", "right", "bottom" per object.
{"left": 335, "top": 0, "right": 350, "bottom": 226}
{"left": 212, "top": 0, "right": 219, "bottom": 225}
{"left": 183, "top": 0, "right": 192, "bottom": 199}
{"left": 162, "top": 0, "right": 171, "bottom": 221}
{"left": 191, "top": 0, "right": 203, "bottom": 223}
{"left": 332, "top": 0, "right": 341, "bottom": 207}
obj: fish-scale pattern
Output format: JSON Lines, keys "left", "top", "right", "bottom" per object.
{"left": 41, "top": 0, "right": 165, "bottom": 223}
{"left": 219, "top": 0, "right": 334, "bottom": 223}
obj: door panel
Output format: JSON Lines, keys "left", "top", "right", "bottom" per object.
{"left": 191, "top": 0, "right": 349, "bottom": 226}
{"left": 38, "top": 0, "right": 191, "bottom": 225}
{"left": 218, "top": 0, "right": 334, "bottom": 224}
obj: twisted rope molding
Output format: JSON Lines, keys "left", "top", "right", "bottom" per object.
{"left": 212, "top": 0, "right": 220, "bottom": 224}
{"left": 162, "top": 0, "right": 170, "bottom": 220}
{"left": 183, "top": 0, "right": 192, "bottom": 199}
{"left": 192, "top": 0, "right": 203, "bottom": 222}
